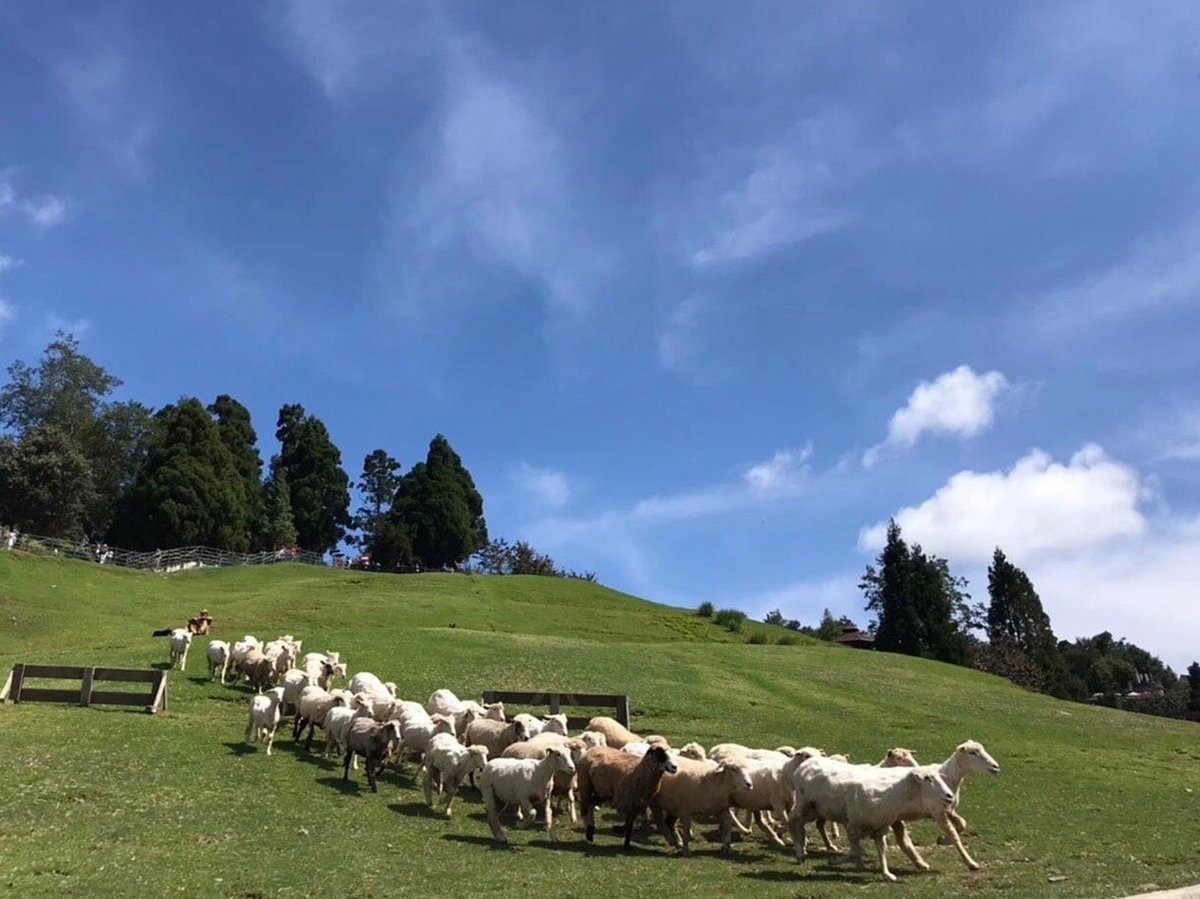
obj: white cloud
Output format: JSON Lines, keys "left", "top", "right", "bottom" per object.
{"left": 863, "top": 365, "right": 1009, "bottom": 467}
{"left": 0, "top": 180, "right": 13, "bottom": 210}
{"left": 0, "top": 254, "right": 21, "bottom": 275}
{"left": 0, "top": 298, "right": 15, "bottom": 337}
{"left": 510, "top": 463, "right": 571, "bottom": 510}
{"left": 691, "top": 115, "right": 861, "bottom": 267}
{"left": 1026, "top": 517, "right": 1200, "bottom": 671}
{"left": 44, "top": 313, "right": 91, "bottom": 338}
{"left": 21, "top": 196, "right": 68, "bottom": 230}
{"left": 859, "top": 444, "right": 1146, "bottom": 564}
{"left": 744, "top": 445, "right": 813, "bottom": 494}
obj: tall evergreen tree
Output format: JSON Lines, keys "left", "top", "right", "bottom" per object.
{"left": 260, "top": 455, "right": 298, "bottom": 549}
{"left": 274, "top": 404, "right": 350, "bottom": 552}
{"left": 0, "top": 427, "right": 96, "bottom": 537}
{"left": 208, "top": 395, "right": 265, "bottom": 548}
{"left": 353, "top": 449, "right": 402, "bottom": 550}
{"left": 1188, "top": 662, "right": 1200, "bottom": 714}
{"left": 986, "top": 547, "right": 1069, "bottom": 696}
{"left": 390, "top": 434, "right": 487, "bottom": 570}
{"left": 111, "top": 398, "right": 249, "bottom": 550}
{"left": 861, "top": 519, "right": 974, "bottom": 664}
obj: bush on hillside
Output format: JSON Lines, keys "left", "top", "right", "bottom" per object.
{"left": 776, "top": 634, "right": 799, "bottom": 646}
{"left": 747, "top": 631, "right": 768, "bottom": 645}
{"left": 714, "top": 608, "right": 746, "bottom": 633}
{"left": 696, "top": 601, "right": 714, "bottom": 618}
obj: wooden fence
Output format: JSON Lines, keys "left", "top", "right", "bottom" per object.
{"left": 481, "top": 690, "right": 629, "bottom": 731}
{"left": 0, "top": 664, "right": 168, "bottom": 714}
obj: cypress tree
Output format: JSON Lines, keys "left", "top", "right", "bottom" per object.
{"left": 112, "top": 398, "right": 248, "bottom": 550}
{"left": 261, "top": 455, "right": 298, "bottom": 549}
{"left": 274, "top": 404, "right": 350, "bottom": 552}
{"left": 986, "top": 547, "right": 1069, "bottom": 695}
{"left": 390, "top": 434, "right": 487, "bottom": 570}
{"left": 208, "top": 395, "right": 264, "bottom": 549}
{"left": 353, "top": 449, "right": 402, "bottom": 551}
{"left": 1188, "top": 662, "right": 1200, "bottom": 714}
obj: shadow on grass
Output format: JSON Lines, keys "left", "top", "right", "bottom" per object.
{"left": 441, "top": 834, "right": 515, "bottom": 851}
{"left": 388, "top": 801, "right": 435, "bottom": 819}
{"left": 222, "top": 741, "right": 257, "bottom": 756}
{"left": 315, "top": 776, "right": 361, "bottom": 796}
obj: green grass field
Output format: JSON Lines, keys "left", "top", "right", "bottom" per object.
{"left": 1, "top": 552, "right": 1198, "bottom": 898}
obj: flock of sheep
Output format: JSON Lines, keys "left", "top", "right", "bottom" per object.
{"left": 162, "top": 627, "right": 1000, "bottom": 883}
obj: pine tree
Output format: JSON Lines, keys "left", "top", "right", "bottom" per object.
{"left": 111, "top": 398, "right": 249, "bottom": 550}
{"left": 208, "top": 395, "right": 264, "bottom": 549}
{"left": 261, "top": 456, "right": 298, "bottom": 549}
{"left": 274, "top": 404, "right": 350, "bottom": 552}
{"left": 861, "top": 519, "right": 974, "bottom": 664}
{"left": 986, "top": 547, "right": 1069, "bottom": 696}
{"left": 390, "top": 434, "right": 487, "bottom": 570}
{"left": 1186, "top": 662, "right": 1200, "bottom": 714}
{"left": 353, "top": 449, "right": 402, "bottom": 550}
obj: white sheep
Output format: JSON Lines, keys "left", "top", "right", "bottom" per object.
{"left": 398, "top": 708, "right": 456, "bottom": 764}
{"left": 323, "top": 693, "right": 376, "bottom": 767}
{"left": 427, "top": 689, "right": 506, "bottom": 738}
{"left": 349, "top": 671, "right": 397, "bottom": 700}
{"left": 422, "top": 733, "right": 489, "bottom": 817}
{"left": 244, "top": 686, "right": 286, "bottom": 755}
{"left": 501, "top": 734, "right": 596, "bottom": 823}
{"left": 481, "top": 746, "right": 576, "bottom": 844}
{"left": 465, "top": 714, "right": 531, "bottom": 761}
{"left": 206, "top": 640, "right": 231, "bottom": 682}
{"left": 281, "top": 669, "right": 313, "bottom": 713}
{"left": 301, "top": 652, "right": 346, "bottom": 690}
{"left": 263, "top": 635, "right": 302, "bottom": 667}
{"left": 650, "top": 757, "right": 754, "bottom": 855}
{"left": 167, "top": 629, "right": 192, "bottom": 671}
{"left": 230, "top": 635, "right": 261, "bottom": 669}
{"left": 678, "top": 742, "right": 708, "bottom": 761}
{"left": 790, "top": 756, "right": 957, "bottom": 882}
{"left": 584, "top": 715, "right": 640, "bottom": 749}
{"left": 293, "top": 686, "right": 353, "bottom": 751}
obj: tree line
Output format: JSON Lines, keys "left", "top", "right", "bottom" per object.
{"left": 849, "top": 520, "right": 1197, "bottom": 721}
{"left": 0, "top": 333, "right": 488, "bottom": 571}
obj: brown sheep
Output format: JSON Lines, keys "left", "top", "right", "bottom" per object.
{"left": 576, "top": 745, "right": 678, "bottom": 849}
{"left": 650, "top": 757, "right": 754, "bottom": 855}
{"left": 585, "top": 715, "right": 641, "bottom": 750}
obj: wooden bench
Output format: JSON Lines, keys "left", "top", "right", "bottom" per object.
{"left": 481, "top": 690, "right": 629, "bottom": 731}
{"left": 0, "top": 664, "right": 168, "bottom": 714}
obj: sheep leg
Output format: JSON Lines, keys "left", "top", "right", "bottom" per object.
{"left": 422, "top": 763, "right": 435, "bottom": 806}
{"left": 677, "top": 813, "right": 693, "bottom": 856}
{"left": 728, "top": 808, "right": 753, "bottom": 836}
{"left": 515, "top": 799, "right": 535, "bottom": 829}
{"left": 443, "top": 779, "right": 461, "bottom": 817}
{"left": 652, "top": 808, "right": 679, "bottom": 849}
{"left": 874, "top": 832, "right": 897, "bottom": 883}
{"left": 818, "top": 818, "right": 841, "bottom": 852}
{"left": 891, "top": 822, "right": 930, "bottom": 870}
{"left": 937, "top": 809, "right": 968, "bottom": 843}
{"left": 265, "top": 727, "right": 276, "bottom": 756}
{"left": 788, "top": 813, "right": 808, "bottom": 862}
{"left": 485, "top": 793, "right": 508, "bottom": 843}
{"left": 342, "top": 749, "right": 353, "bottom": 783}
{"left": 754, "top": 810, "right": 787, "bottom": 848}
{"left": 365, "top": 754, "right": 379, "bottom": 793}
{"left": 244, "top": 715, "right": 255, "bottom": 745}
{"left": 292, "top": 716, "right": 306, "bottom": 742}
{"left": 937, "top": 816, "right": 980, "bottom": 870}
{"left": 583, "top": 796, "right": 597, "bottom": 842}
{"left": 718, "top": 809, "right": 735, "bottom": 854}
{"left": 544, "top": 795, "right": 558, "bottom": 844}
{"left": 622, "top": 810, "right": 639, "bottom": 850}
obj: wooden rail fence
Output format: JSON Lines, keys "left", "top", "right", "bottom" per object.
{"left": 0, "top": 664, "right": 168, "bottom": 714}
{"left": 481, "top": 690, "right": 629, "bottom": 731}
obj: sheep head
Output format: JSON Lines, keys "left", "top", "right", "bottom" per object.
{"left": 548, "top": 746, "right": 575, "bottom": 775}
{"left": 540, "top": 714, "right": 568, "bottom": 736}
{"left": 483, "top": 701, "right": 506, "bottom": 721}
{"left": 910, "top": 770, "right": 955, "bottom": 807}
{"left": 957, "top": 740, "right": 1000, "bottom": 774}
{"left": 678, "top": 742, "right": 707, "bottom": 761}
{"left": 716, "top": 762, "right": 753, "bottom": 793}
{"left": 646, "top": 745, "right": 677, "bottom": 774}
{"left": 774, "top": 745, "right": 797, "bottom": 757}
{"left": 430, "top": 714, "right": 456, "bottom": 736}
{"left": 467, "top": 745, "right": 489, "bottom": 768}
{"left": 882, "top": 747, "right": 918, "bottom": 767}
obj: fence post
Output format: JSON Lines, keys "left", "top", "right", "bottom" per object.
{"left": 10, "top": 664, "right": 25, "bottom": 703}
{"left": 615, "top": 695, "right": 629, "bottom": 728}
{"left": 80, "top": 667, "right": 95, "bottom": 706}
{"left": 549, "top": 693, "right": 561, "bottom": 714}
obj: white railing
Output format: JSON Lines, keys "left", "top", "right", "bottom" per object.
{"left": 1, "top": 529, "right": 329, "bottom": 572}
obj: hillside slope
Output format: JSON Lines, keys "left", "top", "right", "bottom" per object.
{"left": 1, "top": 553, "right": 1197, "bottom": 898}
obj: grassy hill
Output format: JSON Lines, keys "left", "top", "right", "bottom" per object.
{"left": 1, "top": 553, "right": 1197, "bottom": 898}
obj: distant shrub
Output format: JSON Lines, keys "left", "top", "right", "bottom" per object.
{"left": 714, "top": 608, "right": 746, "bottom": 633}
{"left": 747, "top": 631, "right": 769, "bottom": 645}
{"left": 697, "top": 601, "right": 714, "bottom": 618}
{"left": 776, "top": 634, "right": 799, "bottom": 646}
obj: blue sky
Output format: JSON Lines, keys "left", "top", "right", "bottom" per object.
{"left": 3, "top": 1, "right": 1200, "bottom": 668}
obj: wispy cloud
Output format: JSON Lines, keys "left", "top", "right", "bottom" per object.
{"left": 44, "top": 312, "right": 91, "bottom": 338}
{"left": 1027, "top": 216, "right": 1200, "bottom": 340}
{"left": 741, "top": 573, "right": 862, "bottom": 626}
{"left": 510, "top": 463, "right": 571, "bottom": 511}
{"left": 0, "top": 176, "right": 68, "bottom": 230}
{"left": 54, "top": 43, "right": 157, "bottom": 178}
{"left": 863, "top": 365, "right": 1010, "bottom": 467}
{"left": 0, "top": 298, "right": 14, "bottom": 337}
{"left": 690, "top": 114, "right": 863, "bottom": 268}
{"left": 0, "top": 253, "right": 22, "bottom": 275}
